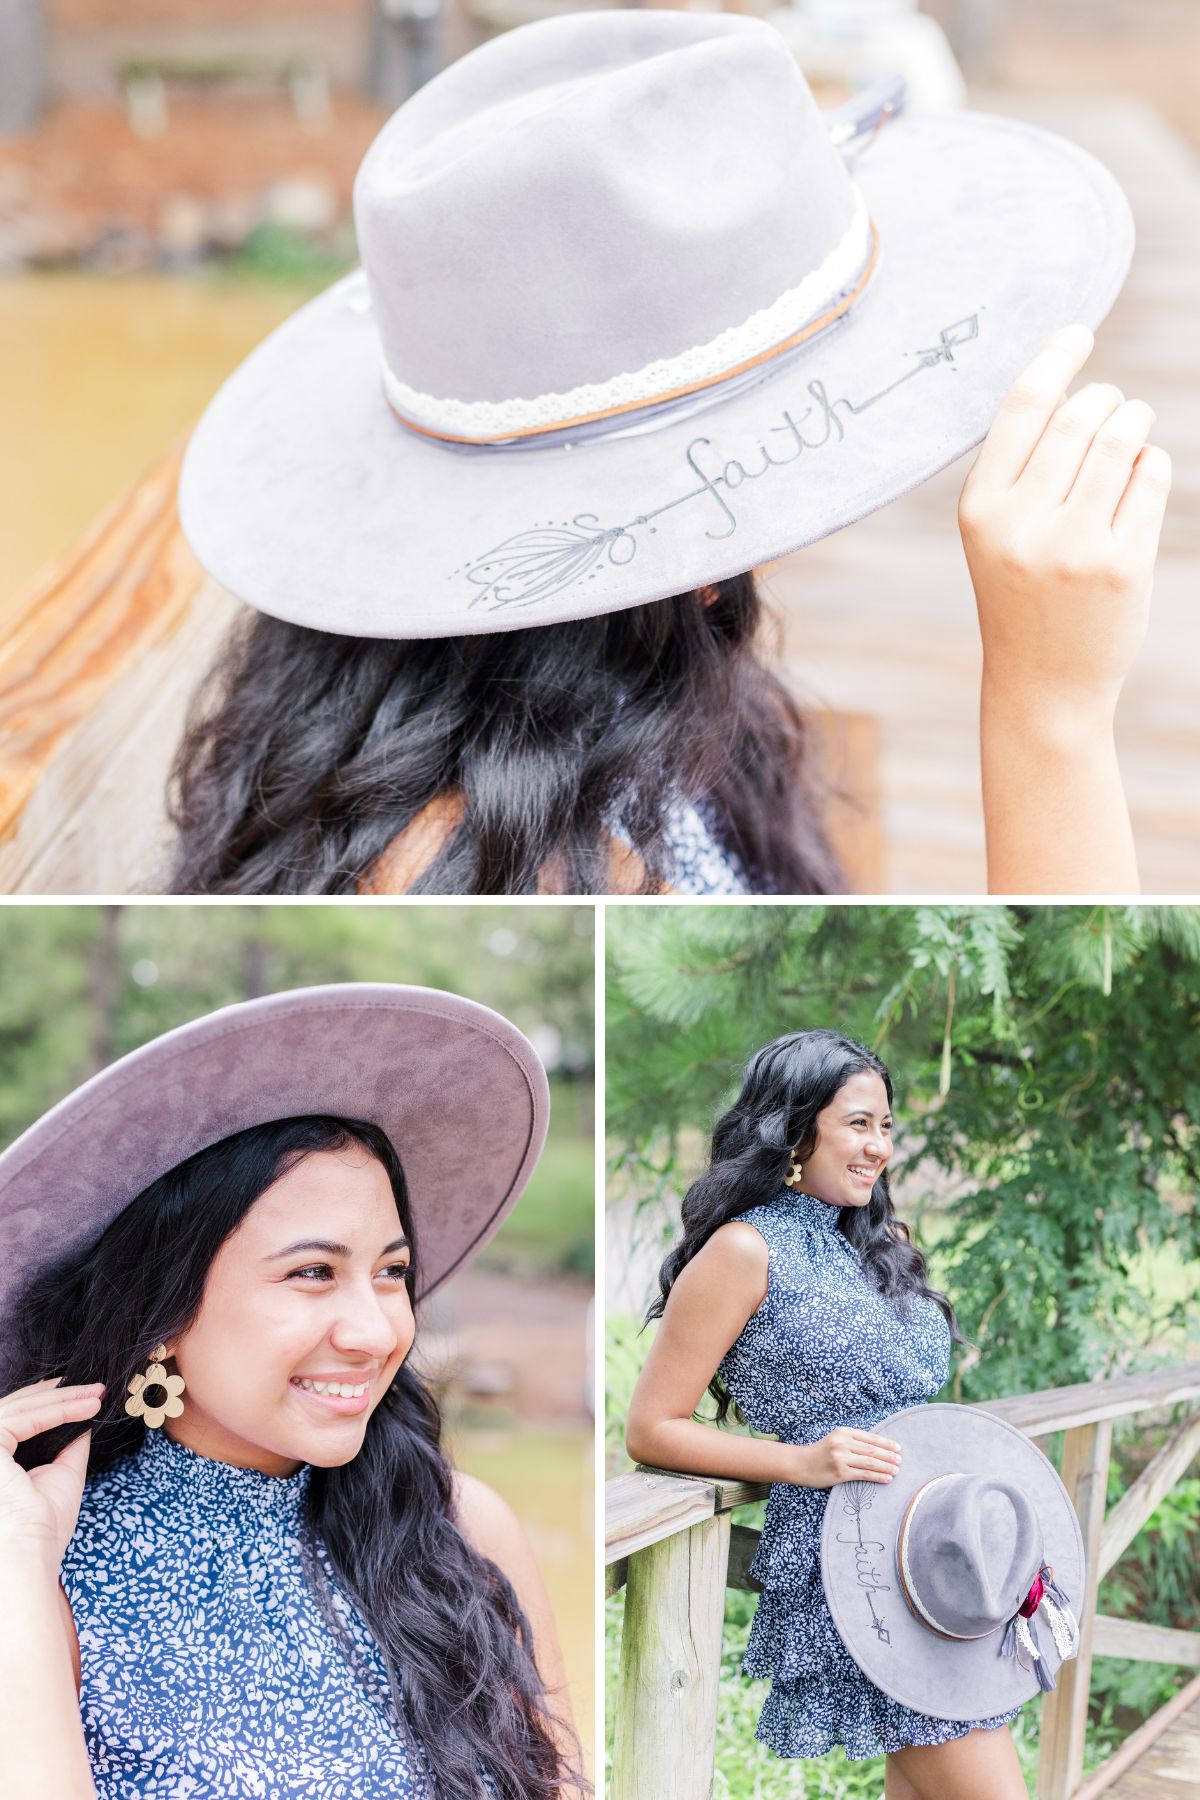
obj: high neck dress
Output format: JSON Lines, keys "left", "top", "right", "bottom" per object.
{"left": 59, "top": 1428, "right": 430, "bottom": 1798}
{"left": 718, "top": 1185, "right": 1021, "bottom": 1761}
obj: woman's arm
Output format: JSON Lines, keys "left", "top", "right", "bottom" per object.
{"left": 625, "top": 1223, "right": 902, "bottom": 1489}
{"left": 453, "top": 1471, "right": 581, "bottom": 1776}
{"left": 0, "top": 1379, "right": 103, "bottom": 1799}
{"left": 958, "top": 325, "right": 1171, "bottom": 894}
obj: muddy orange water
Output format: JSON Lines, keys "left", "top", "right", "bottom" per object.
{"left": 0, "top": 271, "right": 328, "bottom": 619}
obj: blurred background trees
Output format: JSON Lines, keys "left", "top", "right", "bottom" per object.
{"left": 607, "top": 902, "right": 1200, "bottom": 1399}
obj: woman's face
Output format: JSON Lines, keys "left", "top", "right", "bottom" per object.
{"left": 162, "top": 1145, "right": 415, "bottom": 1476}
{"left": 799, "top": 1069, "right": 893, "bottom": 1211}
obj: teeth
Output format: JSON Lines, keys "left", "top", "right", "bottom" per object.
{"left": 295, "top": 1378, "right": 369, "bottom": 1398}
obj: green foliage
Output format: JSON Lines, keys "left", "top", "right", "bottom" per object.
{"left": 0, "top": 904, "right": 594, "bottom": 1276}
{"left": 607, "top": 904, "right": 1200, "bottom": 1396}
{"left": 219, "top": 221, "right": 357, "bottom": 285}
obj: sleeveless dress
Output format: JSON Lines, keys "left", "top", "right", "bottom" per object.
{"left": 719, "top": 1185, "right": 1021, "bottom": 1761}
{"left": 60, "top": 1429, "right": 430, "bottom": 1798}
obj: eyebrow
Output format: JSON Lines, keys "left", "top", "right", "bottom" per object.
{"left": 842, "top": 1108, "right": 892, "bottom": 1119}
{"left": 263, "top": 1236, "right": 411, "bottom": 1262}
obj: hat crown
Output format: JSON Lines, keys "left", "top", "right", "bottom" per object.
{"left": 900, "top": 1472, "right": 1044, "bottom": 1640}
{"left": 353, "top": 10, "right": 861, "bottom": 427}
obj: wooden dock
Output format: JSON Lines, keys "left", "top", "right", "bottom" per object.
{"left": 770, "top": 92, "right": 1200, "bottom": 893}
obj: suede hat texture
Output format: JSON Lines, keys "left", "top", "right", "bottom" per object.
{"left": 0, "top": 985, "right": 548, "bottom": 1388}
{"left": 179, "top": 8, "right": 1134, "bottom": 641}
{"left": 821, "top": 1403, "right": 1085, "bottom": 1718}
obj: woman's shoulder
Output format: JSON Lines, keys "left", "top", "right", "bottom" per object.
{"left": 360, "top": 789, "right": 678, "bottom": 895}
{"left": 451, "top": 1472, "right": 550, "bottom": 1624}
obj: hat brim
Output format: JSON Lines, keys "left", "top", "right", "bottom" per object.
{"left": 820, "top": 1403, "right": 1086, "bottom": 1720}
{"left": 0, "top": 984, "right": 548, "bottom": 1386}
{"left": 179, "top": 110, "right": 1132, "bottom": 640}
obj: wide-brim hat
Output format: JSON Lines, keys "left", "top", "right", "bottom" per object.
{"left": 0, "top": 984, "right": 548, "bottom": 1387}
{"left": 178, "top": 9, "right": 1133, "bottom": 642}
{"left": 820, "top": 1403, "right": 1085, "bottom": 1719}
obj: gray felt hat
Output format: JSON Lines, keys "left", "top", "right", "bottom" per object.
{"left": 821, "top": 1403, "right": 1085, "bottom": 1719}
{"left": 0, "top": 985, "right": 548, "bottom": 1389}
{"left": 178, "top": 8, "right": 1133, "bottom": 641}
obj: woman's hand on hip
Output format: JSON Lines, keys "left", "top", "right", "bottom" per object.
{"left": 0, "top": 1380, "right": 103, "bottom": 1565}
{"left": 958, "top": 324, "right": 1170, "bottom": 722}
{"left": 792, "top": 1426, "right": 902, "bottom": 1487}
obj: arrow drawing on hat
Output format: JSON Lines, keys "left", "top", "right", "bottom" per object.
{"left": 459, "top": 315, "right": 980, "bottom": 611}
{"left": 835, "top": 1480, "right": 894, "bottom": 1647}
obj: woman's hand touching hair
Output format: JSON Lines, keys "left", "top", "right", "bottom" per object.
{"left": 958, "top": 324, "right": 1171, "bottom": 894}
{"left": 0, "top": 1378, "right": 102, "bottom": 1563}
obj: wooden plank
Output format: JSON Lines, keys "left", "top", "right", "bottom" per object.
{"left": 1098, "top": 1410, "right": 1200, "bottom": 1579}
{"left": 605, "top": 1470, "right": 717, "bottom": 1565}
{"left": 1074, "top": 1677, "right": 1200, "bottom": 1800}
{"left": 0, "top": 441, "right": 240, "bottom": 893}
{"left": 1092, "top": 1616, "right": 1200, "bottom": 1668}
{"left": 978, "top": 1365, "right": 1200, "bottom": 1439}
{"left": 612, "top": 1513, "right": 732, "bottom": 1800}
{"left": 1036, "top": 1420, "right": 1113, "bottom": 1800}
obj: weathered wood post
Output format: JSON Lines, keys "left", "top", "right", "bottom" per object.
{"left": 1036, "top": 1418, "right": 1113, "bottom": 1800}
{"left": 613, "top": 1513, "right": 732, "bottom": 1800}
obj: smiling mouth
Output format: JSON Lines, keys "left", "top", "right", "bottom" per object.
{"left": 290, "top": 1377, "right": 371, "bottom": 1413}
{"left": 848, "top": 1166, "right": 878, "bottom": 1181}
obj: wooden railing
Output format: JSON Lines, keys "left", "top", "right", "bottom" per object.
{"left": 605, "top": 1363, "right": 1200, "bottom": 1800}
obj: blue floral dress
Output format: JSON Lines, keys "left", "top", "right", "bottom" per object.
{"left": 60, "top": 1429, "right": 431, "bottom": 1798}
{"left": 719, "top": 1186, "right": 1021, "bottom": 1761}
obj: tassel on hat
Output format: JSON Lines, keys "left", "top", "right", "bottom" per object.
{"left": 999, "top": 1562, "right": 1079, "bottom": 1692}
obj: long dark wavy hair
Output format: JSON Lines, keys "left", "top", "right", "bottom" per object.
{"left": 647, "top": 1029, "right": 964, "bottom": 1421}
{"left": 166, "top": 574, "right": 842, "bottom": 895}
{"left": 12, "top": 1116, "right": 581, "bottom": 1799}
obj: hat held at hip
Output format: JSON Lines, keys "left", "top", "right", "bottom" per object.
{"left": 822, "top": 1402, "right": 1086, "bottom": 1719}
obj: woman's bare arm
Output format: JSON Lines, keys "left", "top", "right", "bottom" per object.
{"left": 625, "top": 1224, "right": 902, "bottom": 1489}
{"left": 959, "top": 325, "right": 1171, "bottom": 894}
{"left": 0, "top": 1380, "right": 103, "bottom": 1799}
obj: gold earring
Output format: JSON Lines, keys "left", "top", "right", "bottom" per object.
{"left": 124, "top": 1344, "right": 186, "bottom": 1430}
{"left": 784, "top": 1152, "right": 804, "bottom": 1188}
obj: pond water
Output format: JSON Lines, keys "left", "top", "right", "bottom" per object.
{"left": 1, "top": 271, "right": 327, "bottom": 618}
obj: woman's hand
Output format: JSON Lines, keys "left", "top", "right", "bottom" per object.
{"left": 791, "top": 1427, "right": 902, "bottom": 1488}
{"left": 957, "top": 325, "right": 1170, "bottom": 893}
{"left": 959, "top": 324, "right": 1169, "bottom": 715}
{"left": 0, "top": 1380, "right": 103, "bottom": 1566}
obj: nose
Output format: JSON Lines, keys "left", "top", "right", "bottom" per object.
{"left": 327, "top": 1276, "right": 405, "bottom": 1363}
{"left": 865, "top": 1131, "right": 888, "bottom": 1163}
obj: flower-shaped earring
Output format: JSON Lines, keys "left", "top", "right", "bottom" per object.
{"left": 784, "top": 1151, "right": 804, "bottom": 1188}
{"left": 125, "top": 1344, "right": 186, "bottom": 1429}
